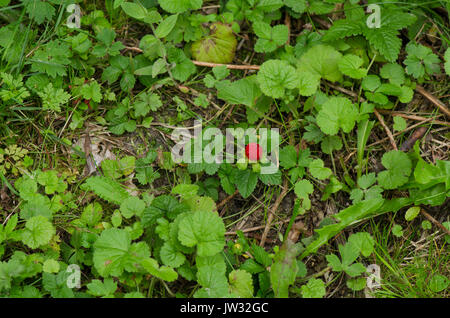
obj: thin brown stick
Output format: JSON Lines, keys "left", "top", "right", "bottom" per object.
{"left": 376, "top": 110, "right": 449, "bottom": 126}
{"left": 124, "top": 46, "right": 143, "bottom": 53}
{"left": 192, "top": 60, "right": 261, "bottom": 70}
{"left": 373, "top": 109, "right": 398, "bottom": 150}
{"left": 367, "top": 118, "right": 443, "bottom": 148}
{"left": 420, "top": 209, "right": 450, "bottom": 236}
{"left": 416, "top": 85, "right": 450, "bottom": 117}
{"left": 225, "top": 215, "right": 303, "bottom": 235}
{"left": 260, "top": 178, "right": 289, "bottom": 247}
{"left": 284, "top": 12, "right": 291, "bottom": 45}
{"left": 400, "top": 126, "right": 428, "bottom": 152}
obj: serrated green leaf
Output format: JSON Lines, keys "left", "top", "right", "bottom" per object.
{"left": 257, "top": 59, "right": 298, "bottom": 99}
{"left": 229, "top": 269, "right": 254, "bottom": 297}
{"left": 316, "top": 97, "right": 358, "bottom": 136}
{"left": 178, "top": 210, "right": 225, "bottom": 256}
{"left": 301, "top": 278, "right": 326, "bottom": 298}
{"left": 377, "top": 150, "right": 412, "bottom": 189}
{"left": 338, "top": 54, "right": 367, "bottom": 79}
{"left": 21, "top": 215, "right": 55, "bottom": 249}
{"left": 235, "top": 169, "right": 259, "bottom": 198}
{"left": 309, "top": 159, "right": 332, "bottom": 180}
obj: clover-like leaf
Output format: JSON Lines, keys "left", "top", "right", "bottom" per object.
{"left": 404, "top": 43, "right": 440, "bottom": 79}
{"left": 253, "top": 22, "right": 289, "bottom": 53}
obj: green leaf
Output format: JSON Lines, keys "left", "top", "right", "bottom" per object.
{"left": 358, "top": 173, "right": 377, "bottom": 189}
{"left": 142, "top": 195, "right": 189, "bottom": 226}
{"left": 158, "top": 0, "right": 202, "bottom": 14}
{"left": 297, "top": 71, "right": 320, "bottom": 97}
{"left": 444, "top": 48, "right": 450, "bottom": 76}
{"left": 87, "top": 278, "right": 117, "bottom": 297}
{"left": 257, "top": 59, "right": 298, "bottom": 99}
{"left": 348, "top": 232, "right": 374, "bottom": 257}
{"left": 42, "top": 259, "right": 60, "bottom": 274}
{"left": 323, "top": 19, "right": 364, "bottom": 42}
{"left": 218, "top": 164, "right": 236, "bottom": 195}
{"left": 301, "top": 278, "right": 326, "bottom": 298}
{"left": 321, "top": 136, "right": 342, "bottom": 154}
{"left": 377, "top": 150, "right": 412, "bottom": 189}
{"left": 93, "top": 228, "right": 150, "bottom": 277}
{"left": 229, "top": 269, "right": 254, "bottom": 298}
{"left": 20, "top": 215, "right": 55, "bottom": 249}
{"left": 294, "top": 179, "right": 313, "bottom": 199}
{"left": 346, "top": 277, "right": 366, "bottom": 291}
{"left": 25, "top": 0, "right": 55, "bottom": 24}
{"left": 134, "top": 92, "right": 162, "bottom": 117}
{"left": 429, "top": 274, "right": 448, "bottom": 293}
{"left": 82, "top": 176, "right": 130, "bottom": 205}
{"left": 363, "top": 28, "right": 402, "bottom": 62}
{"left": 326, "top": 254, "right": 343, "bottom": 272}
{"left": 253, "top": 22, "right": 289, "bottom": 53}
{"left": 178, "top": 210, "right": 225, "bottom": 256}
{"left": 380, "top": 63, "right": 405, "bottom": 85}
{"left": 362, "top": 75, "right": 381, "bottom": 92}
{"left": 37, "top": 83, "right": 71, "bottom": 112}
{"left": 284, "top": 0, "right": 306, "bottom": 13}
{"left": 392, "top": 224, "right": 403, "bottom": 237}
{"left": 404, "top": 43, "right": 440, "bottom": 78}
{"left": 279, "top": 145, "right": 298, "bottom": 169}
{"left": 172, "top": 184, "right": 199, "bottom": 199}
{"left": 154, "top": 14, "right": 178, "bottom": 38}
{"left": 121, "top": 2, "right": 147, "bottom": 19}
{"left": 393, "top": 116, "right": 407, "bottom": 131}
{"left": 309, "top": 159, "right": 332, "bottom": 180}
{"left": 195, "top": 254, "right": 229, "bottom": 297}
{"left": 297, "top": 45, "right": 343, "bottom": 82}
{"left": 160, "top": 242, "right": 186, "bottom": 268}
{"left": 216, "top": 76, "right": 261, "bottom": 107}
{"left": 140, "top": 258, "right": 178, "bottom": 282}
{"left": 405, "top": 206, "right": 421, "bottom": 221}
{"left": 338, "top": 54, "right": 367, "bottom": 79}
{"left": 300, "top": 198, "right": 394, "bottom": 259}
{"left": 316, "top": 97, "right": 358, "bottom": 136}
{"left": 191, "top": 23, "right": 237, "bottom": 64}
{"left": 120, "top": 197, "right": 146, "bottom": 218}
{"left": 270, "top": 240, "right": 302, "bottom": 298}
{"left": 80, "top": 81, "right": 102, "bottom": 103}
{"left": 251, "top": 244, "right": 272, "bottom": 268}
{"left": 235, "top": 169, "right": 259, "bottom": 198}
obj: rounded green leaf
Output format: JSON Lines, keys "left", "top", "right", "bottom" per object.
{"left": 21, "top": 215, "right": 55, "bottom": 249}
{"left": 405, "top": 206, "right": 420, "bottom": 221}
{"left": 257, "top": 59, "right": 298, "bottom": 99}
{"left": 178, "top": 210, "right": 225, "bottom": 257}
{"left": 191, "top": 23, "right": 237, "bottom": 64}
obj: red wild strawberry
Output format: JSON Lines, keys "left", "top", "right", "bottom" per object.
{"left": 245, "top": 143, "right": 262, "bottom": 161}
